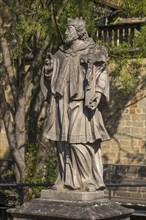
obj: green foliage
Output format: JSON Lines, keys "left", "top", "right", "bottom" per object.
{"left": 124, "top": 0, "right": 146, "bottom": 17}
{"left": 111, "top": 62, "right": 140, "bottom": 96}
{"left": 5, "top": 0, "right": 97, "bottom": 56}
{"left": 57, "top": 0, "right": 96, "bottom": 37}
{"left": 25, "top": 143, "right": 40, "bottom": 182}
{"left": 25, "top": 109, "right": 57, "bottom": 198}
{"left": 133, "top": 25, "right": 146, "bottom": 57}
{"left": 105, "top": 1, "right": 146, "bottom": 96}
{"left": 25, "top": 142, "right": 57, "bottom": 184}
{"left": 25, "top": 142, "right": 57, "bottom": 198}
{"left": 107, "top": 41, "right": 145, "bottom": 97}
{"left": 6, "top": 0, "right": 51, "bottom": 57}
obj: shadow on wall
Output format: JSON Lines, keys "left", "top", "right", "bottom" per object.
{"left": 103, "top": 80, "right": 146, "bottom": 138}
{"left": 102, "top": 67, "right": 146, "bottom": 164}
{"left": 103, "top": 163, "right": 146, "bottom": 185}
{"left": 138, "top": 159, "right": 146, "bottom": 178}
{"left": 103, "top": 139, "right": 146, "bottom": 165}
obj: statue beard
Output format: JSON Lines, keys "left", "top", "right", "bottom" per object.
{"left": 64, "top": 33, "right": 78, "bottom": 45}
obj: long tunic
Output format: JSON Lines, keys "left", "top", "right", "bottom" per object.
{"left": 41, "top": 39, "right": 110, "bottom": 144}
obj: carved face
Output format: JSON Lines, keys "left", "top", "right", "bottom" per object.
{"left": 64, "top": 25, "right": 78, "bottom": 43}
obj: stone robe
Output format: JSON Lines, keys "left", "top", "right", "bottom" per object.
{"left": 41, "top": 38, "right": 110, "bottom": 191}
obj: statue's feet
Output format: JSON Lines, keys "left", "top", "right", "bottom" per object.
{"left": 97, "top": 185, "right": 106, "bottom": 190}
{"left": 52, "top": 181, "right": 65, "bottom": 191}
{"left": 52, "top": 183, "right": 80, "bottom": 191}
{"left": 85, "top": 184, "right": 96, "bottom": 192}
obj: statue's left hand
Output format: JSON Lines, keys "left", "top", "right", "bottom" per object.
{"left": 44, "top": 53, "right": 53, "bottom": 75}
{"left": 88, "top": 93, "right": 101, "bottom": 110}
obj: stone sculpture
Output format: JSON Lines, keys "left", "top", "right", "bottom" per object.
{"left": 41, "top": 18, "right": 110, "bottom": 192}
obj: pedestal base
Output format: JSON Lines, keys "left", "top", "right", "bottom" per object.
{"left": 41, "top": 189, "right": 105, "bottom": 201}
{"left": 8, "top": 190, "right": 134, "bottom": 220}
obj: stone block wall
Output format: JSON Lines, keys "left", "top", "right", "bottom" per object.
{"left": 102, "top": 89, "right": 146, "bottom": 165}
{"left": 102, "top": 85, "right": 146, "bottom": 205}
{"left": 104, "top": 164, "right": 146, "bottom": 205}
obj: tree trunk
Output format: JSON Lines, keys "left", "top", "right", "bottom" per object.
{"left": 0, "top": 81, "right": 26, "bottom": 181}
{"left": 0, "top": 18, "right": 26, "bottom": 182}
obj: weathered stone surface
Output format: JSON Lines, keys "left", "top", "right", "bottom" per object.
{"left": 41, "top": 17, "right": 110, "bottom": 192}
{"left": 8, "top": 198, "right": 134, "bottom": 220}
{"left": 41, "top": 189, "right": 105, "bottom": 201}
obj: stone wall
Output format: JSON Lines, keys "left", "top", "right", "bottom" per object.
{"left": 101, "top": 86, "right": 146, "bottom": 205}
{"left": 104, "top": 164, "right": 146, "bottom": 205}
{"left": 102, "top": 89, "right": 146, "bottom": 165}
{"left": 0, "top": 123, "right": 9, "bottom": 159}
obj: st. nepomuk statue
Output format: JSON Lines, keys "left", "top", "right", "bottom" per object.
{"left": 41, "top": 18, "right": 110, "bottom": 192}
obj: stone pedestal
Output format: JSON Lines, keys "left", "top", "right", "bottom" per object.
{"left": 41, "top": 189, "right": 105, "bottom": 201}
{"left": 8, "top": 190, "right": 134, "bottom": 220}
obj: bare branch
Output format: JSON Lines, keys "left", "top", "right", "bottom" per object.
{"left": 55, "top": 0, "right": 69, "bottom": 19}
{"left": 0, "top": 81, "right": 26, "bottom": 180}
{"left": 0, "top": 16, "right": 17, "bottom": 107}
{"left": 51, "top": 1, "right": 63, "bottom": 44}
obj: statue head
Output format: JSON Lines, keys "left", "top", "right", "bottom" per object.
{"left": 67, "top": 18, "right": 86, "bottom": 29}
{"left": 64, "top": 18, "right": 89, "bottom": 44}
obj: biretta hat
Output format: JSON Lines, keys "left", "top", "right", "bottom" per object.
{"left": 67, "top": 18, "right": 85, "bottom": 28}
